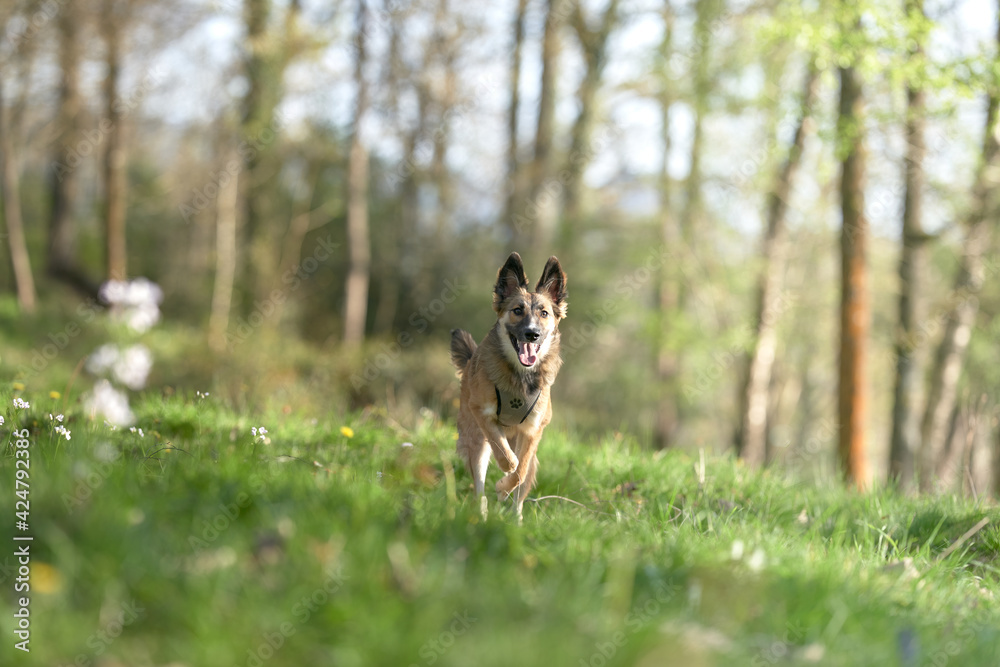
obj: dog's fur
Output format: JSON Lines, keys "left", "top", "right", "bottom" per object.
{"left": 450, "top": 252, "right": 567, "bottom": 519}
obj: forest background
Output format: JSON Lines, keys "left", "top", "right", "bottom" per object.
{"left": 3, "top": 0, "right": 1000, "bottom": 495}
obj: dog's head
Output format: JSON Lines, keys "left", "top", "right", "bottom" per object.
{"left": 492, "top": 252, "right": 567, "bottom": 370}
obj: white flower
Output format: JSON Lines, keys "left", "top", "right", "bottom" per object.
{"left": 48, "top": 413, "right": 65, "bottom": 423}
{"left": 258, "top": 427, "right": 267, "bottom": 435}
{"left": 12, "top": 398, "right": 29, "bottom": 409}
{"left": 54, "top": 425, "right": 71, "bottom": 441}
{"left": 100, "top": 278, "right": 164, "bottom": 333}
{"left": 129, "top": 426, "right": 146, "bottom": 437}
{"left": 401, "top": 442, "right": 414, "bottom": 448}
{"left": 87, "top": 344, "right": 120, "bottom": 376}
{"left": 747, "top": 548, "right": 767, "bottom": 573}
{"left": 86, "top": 379, "right": 135, "bottom": 427}
{"left": 0, "top": 415, "right": 5, "bottom": 425}
{"left": 112, "top": 344, "right": 153, "bottom": 390}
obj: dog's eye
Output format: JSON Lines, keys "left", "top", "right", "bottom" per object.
{"left": 540, "top": 310, "right": 549, "bottom": 318}
{"left": 513, "top": 307, "right": 524, "bottom": 316}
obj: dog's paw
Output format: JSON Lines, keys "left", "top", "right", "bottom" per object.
{"left": 496, "top": 472, "right": 522, "bottom": 495}
{"left": 497, "top": 452, "right": 519, "bottom": 473}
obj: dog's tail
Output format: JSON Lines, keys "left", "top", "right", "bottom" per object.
{"left": 450, "top": 329, "right": 477, "bottom": 375}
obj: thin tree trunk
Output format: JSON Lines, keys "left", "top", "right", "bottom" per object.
{"left": 837, "top": 52, "right": 870, "bottom": 489}
{"left": 48, "top": 5, "right": 100, "bottom": 300}
{"left": 343, "top": 0, "right": 370, "bottom": 346}
{"left": 430, "top": 0, "right": 456, "bottom": 247}
{"left": 654, "top": 3, "right": 680, "bottom": 450}
{"left": 0, "top": 76, "right": 35, "bottom": 312}
{"left": 736, "top": 65, "right": 819, "bottom": 467}
{"left": 919, "top": 15, "right": 1000, "bottom": 490}
{"left": 503, "top": 0, "right": 529, "bottom": 246}
{"left": 889, "top": 0, "right": 929, "bottom": 493}
{"left": 561, "top": 0, "right": 619, "bottom": 228}
{"left": 102, "top": 1, "right": 127, "bottom": 281}
{"left": 526, "top": 0, "right": 561, "bottom": 249}
{"left": 935, "top": 401, "right": 965, "bottom": 493}
{"left": 240, "top": 0, "right": 299, "bottom": 313}
{"left": 209, "top": 152, "right": 240, "bottom": 352}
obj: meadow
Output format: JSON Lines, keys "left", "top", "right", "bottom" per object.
{"left": 2, "top": 373, "right": 1000, "bottom": 666}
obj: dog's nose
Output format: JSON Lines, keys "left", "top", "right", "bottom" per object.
{"left": 524, "top": 330, "right": 540, "bottom": 342}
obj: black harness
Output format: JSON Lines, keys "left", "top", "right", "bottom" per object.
{"left": 494, "top": 385, "right": 541, "bottom": 427}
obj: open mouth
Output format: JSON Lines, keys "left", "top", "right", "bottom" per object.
{"left": 509, "top": 334, "right": 539, "bottom": 367}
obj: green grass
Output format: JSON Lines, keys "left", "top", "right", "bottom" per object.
{"left": 1, "top": 388, "right": 1000, "bottom": 666}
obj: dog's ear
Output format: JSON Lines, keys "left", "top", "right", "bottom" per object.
{"left": 493, "top": 252, "right": 529, "bottom": 311}
{"left": 536, "top": 256, "right": 567, "bottom": 318}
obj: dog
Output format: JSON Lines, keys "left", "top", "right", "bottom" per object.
{"left": 450, "top": 252, "right": 567, "bottom": 520}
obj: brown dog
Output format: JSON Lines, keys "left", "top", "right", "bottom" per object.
{"left": 450, "top": 252, "right": 567, "bottom": 519}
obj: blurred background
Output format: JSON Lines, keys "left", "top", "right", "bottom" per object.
{"left": 2, "top": 0, "right": 1000, "bottom": 493}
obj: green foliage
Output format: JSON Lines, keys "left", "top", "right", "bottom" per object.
{"left": 2, "top": 388, "right": 999, "bottom": 665}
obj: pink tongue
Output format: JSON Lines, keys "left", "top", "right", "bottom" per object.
{"left": 518, "top": 342, "right": 539, "bottom": 366}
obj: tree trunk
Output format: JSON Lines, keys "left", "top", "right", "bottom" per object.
{"left": 737, "top": 65, "right": 818, "bottom": 467}
{"left": 561, "top": 0, "right": 619, "bottom": 228}
{"left": 918, "top": 18, "right": 1000, "bottom": 490}
{"left": 240, "top": 0, "right": 299, "bottom": 313}
{"left": 502, "top": 0, "right": 529, "bottom": 247}
{"left": 526, "top": 0, "right": 561, "bottom": 250}
{"left": 0, "top": 76, "right": 35, "bottom": 312}
{"left": 837, "top": 56, "right": 870, "bottom": 489}
{"left": 654, "top": 4, "right": 678, "bottom": 450}
{"left": 102, "top": 0, "right": 128, "bottom": 282}
{"left": 48, "top": 5, "right": 100, "bottom": 300}
{"left": 430, "top": 0, "right": 456, "bottom": 247}
{"left": 888, "top": 0, "right": 929, "bottom": 493}
{"left": 209, "top": 152, "right": 240, "bottom": 352}
{"left": 934, "top": 402, "right": 964, "bottom": 493}
{"left": 343, "top": 0, "right": 370, "bottom": 346}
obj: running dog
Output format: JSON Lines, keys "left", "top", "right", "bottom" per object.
{"left": 450, "top": 252, "right": 567, "bottom": 520}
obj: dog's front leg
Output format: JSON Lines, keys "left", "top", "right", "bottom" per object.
{"left": 472, "top": 412, "right": 519, "bottom": 473}
{"left": 496, "top": 429, "right": 540, "bottom": 498}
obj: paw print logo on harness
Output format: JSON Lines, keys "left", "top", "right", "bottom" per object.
{"left": 509, "top": 398, "right": 524, "bottom": 410}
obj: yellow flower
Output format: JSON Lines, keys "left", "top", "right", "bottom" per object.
{"left": 49, "top": 391, "right": 61, "bottom": 399}
{"left": 32, "top": 562, "right": 63, "bottom": 594}
{"left": 340, "top": 426, "right": 354, "bottom": 439}
{"left": 452, "top": 432, "right": 459, "bottom": 441}
{"left": 12, "top": 382, "right": 25, "bottom": 391}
